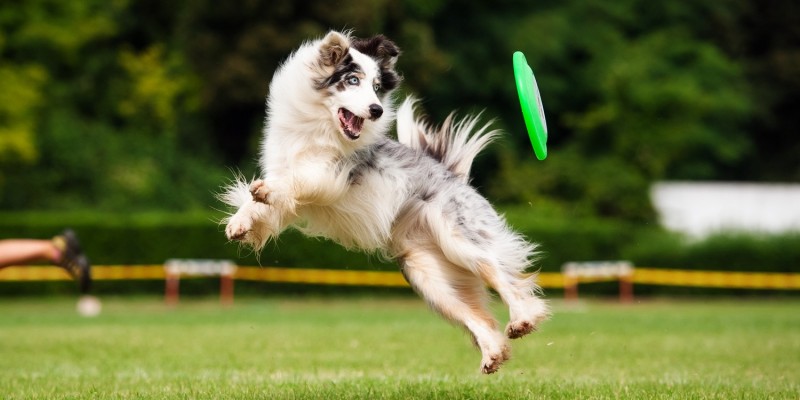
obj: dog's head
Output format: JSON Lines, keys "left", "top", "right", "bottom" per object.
{"left": 314, "top": 31, "right": 401, "bottom": 141}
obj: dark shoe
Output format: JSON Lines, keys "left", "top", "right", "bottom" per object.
{"left": 53, "top": 229, "right": 92, "bottom": 294}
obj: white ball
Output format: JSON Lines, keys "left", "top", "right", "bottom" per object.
{"left": 76, "top": 295, "right": 102, "bottom": 317}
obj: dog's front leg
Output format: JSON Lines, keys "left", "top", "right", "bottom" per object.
{"left": 225, "top": 200, "right": 272, "bottom": 249}
{"left": 252, "top": 159, "right": 345, "bottom": 208}
{"left": 248, "top": 178, "right": 299, "bottom": 215}
{"left": 224, "top": 179, "right": 297, "bottom": 251}
{"left": 249, "top": 179, "right": 271, "bottom": 204}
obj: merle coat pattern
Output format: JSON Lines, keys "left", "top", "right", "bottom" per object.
{"left": 222, "top": 31, "right": 548, "bottom": 374}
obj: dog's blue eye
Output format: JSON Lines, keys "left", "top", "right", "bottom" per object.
{"left": 373, "top": 83, "right": 381, "bottom": 92}
{"left": 347, "top": 76, "right": 359, "bottom": 85}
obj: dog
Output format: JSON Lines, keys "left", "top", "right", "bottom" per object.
{"left": 222, "top": 31, "right": 549, "bottom": 374}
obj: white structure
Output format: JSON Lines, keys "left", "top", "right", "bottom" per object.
{"left": 651, "top": 181, "right": 800, "bottom": 238}
{"left": 163, "top": 259, "right": 237, "bottom": 306}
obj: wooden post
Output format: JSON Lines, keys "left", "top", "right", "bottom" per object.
{"left": 564, "top": 275, "right": 579, "bottom": 302}
{"left": 163, "top": 259, "right": 237, "bottom": 307}
{"left": 620, "top": 273, "right": 634, "bottom": 303}
{"left": 165, "top": 272, "right": 180, "bottom": 306}
{"left": 220, "top": 272, "right": 234, "bottom": 306}
{"left": 562, "top": 261, "right": 634, "bottom": 303}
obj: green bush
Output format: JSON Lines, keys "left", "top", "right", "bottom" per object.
{"left": 0, "top": 211, "right": 393, "bottom": 270}
{"left": 0, "top": 208, "right": 644, "bottom": 273}
{"left": 1, "top": 210, "right": 797, "bottom": 297}
{"left": 4, "top": 209, "right": 797, "bottom": 272}
{"left": 623, "top": 231, "right": 800, "bottom": 273}
{"left": 502, "top": 205, "right": 642, "bottom": 271}
{"left": 0, "top": 210, "right": 395, "bottom": 296}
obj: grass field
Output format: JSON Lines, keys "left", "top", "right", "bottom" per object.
{"left": 0, "top": 295, "right": 798, "bottom": 399}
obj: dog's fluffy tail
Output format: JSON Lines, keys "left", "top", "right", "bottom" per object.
{"left": 396, "top": 97, "right": 500, "bottom": 183}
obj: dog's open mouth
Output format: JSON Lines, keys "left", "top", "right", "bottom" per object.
{"left": 338, "top": 108, "right": 364, "bottom": 140}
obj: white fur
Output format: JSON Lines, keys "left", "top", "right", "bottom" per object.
{"left": 222, "top": 31, "right": 548, "bottom": 374}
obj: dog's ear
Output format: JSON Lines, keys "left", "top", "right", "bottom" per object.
{"left": 351, "top": 35, "right": 400, "bottom": 69}
{"left": 319, "top": 31, "right": 350, "bottom": 67}
{"left": 352, "top": 35, "right": 402, "bottom": 92}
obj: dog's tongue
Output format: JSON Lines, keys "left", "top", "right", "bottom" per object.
{"left": 338, "top": 108, "right": 364, "bottom": 136}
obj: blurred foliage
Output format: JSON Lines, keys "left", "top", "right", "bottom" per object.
{"left": 486, "top": 1, "right": 753, "bottom": 221}
{"left": 623, "top": 230, "right": 800, "bottom": 273}
{"left": 0, "top": 63, "right": 47, "bottom": 164}
{"left": 116, "top": 44, "right": 200, "bottom": 135}
{"left": 2, "top": 209, "right": 797, "bottom": 277}
{"left": 0, "top": 0, "right": 797, "bottom": 221}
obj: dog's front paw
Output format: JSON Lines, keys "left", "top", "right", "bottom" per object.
{"left": 249, "top": 180, "right": 269, "bottom": 203}
{"left": 225, "top": 213, "right": 252, "bottom": 241}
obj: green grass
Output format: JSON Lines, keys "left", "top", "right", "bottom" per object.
{"left": 0, "top": 296, "right": 798, "bottom": 399}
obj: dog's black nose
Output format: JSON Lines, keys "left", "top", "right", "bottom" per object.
{"left": 369, "top": 104, "right": 383, "bottom": 119}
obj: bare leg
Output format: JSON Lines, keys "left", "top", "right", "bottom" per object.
{"left": 0, "top": 239, "right": 60, "bottom": 268}
{"left": 0, "top": 231, "right": 92, "bottom": 293}
{"left": 400, "top": 245, "right": 510, "bottom": 374}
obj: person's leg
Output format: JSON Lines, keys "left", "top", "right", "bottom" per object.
{"left": 51, "top": 230, "right": 92, "bottom": 293}
{"left": 0, "top": 239, "right": 60, "bottom": 268}
{"left": 0, "top": 230, "right": 92, "bottom": 293}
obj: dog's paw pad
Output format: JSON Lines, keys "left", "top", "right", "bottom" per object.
{"left": 480, "top": 353, "right": 506, "bottom": 374}
{"left": 480, "top": 344, "right": 510, "bottom": 374}
{"left": 506, "top": 320, "right": 537, "bottom": 339}
{"left": 226, "top": 229, "right": 248, "bottom": 241}
{"left": 228, "top": 229, "right": 248, "bottom": 241}
{"left": 249, "top": 180, "right": 269, "bottom": 203}
{"left": 225, "top": 221, "right": 251, "bottom": 241}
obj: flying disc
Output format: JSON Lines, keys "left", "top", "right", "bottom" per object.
{"left": 513, "top": 51, "right": 548, "bottom": 160}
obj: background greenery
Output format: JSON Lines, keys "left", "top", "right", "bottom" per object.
{"left": 1, "top": 0, "right": 798, "bottom": 220}
{"left": 1, "top": 1, "right": 798, "bottom": 296}
{"left": 2, "top": 209, "right": 799, "bottom": 297}
{"left": 4, "top": 209, "right": 799, "bottom": 274}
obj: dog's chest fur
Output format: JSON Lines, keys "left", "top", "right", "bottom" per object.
{"left": 293, "top": 138, "right": 442, "bottom": 250}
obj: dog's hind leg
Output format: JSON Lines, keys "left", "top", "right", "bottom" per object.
{"left": 399, "top": 245, "right": 510, "bottom": 374}
{"left": 476, "top": 262, "right": 549, "bottom": 339}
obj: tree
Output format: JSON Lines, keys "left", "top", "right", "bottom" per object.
{"left": 481, "top": 1, "right": 753, "bottom": 221}
{"left": 705, "top": 0, "right": 800, "bottom": 181}
{"left": 0, "top": 0, "right": 220, "bottom": 210}
{"left": 0, "top": 0, "right": 784, "bottom": 218}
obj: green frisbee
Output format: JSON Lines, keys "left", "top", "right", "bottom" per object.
{"left": 513, "top": 51, "right": 548, "bottom": 160}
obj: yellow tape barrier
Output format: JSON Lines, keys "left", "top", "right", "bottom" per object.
{"left": 633, "top": 268, "right": 800, "bottom": 290}
{"left": 236, "top": 266, "right": 408, "bottom": 287}
{"left": 0, "top": 265, "right": 798, "bottom": 290}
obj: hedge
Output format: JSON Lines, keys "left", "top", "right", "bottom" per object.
{"left": 0, "top": 211, "right": 393, "bottom": 271}
{"left": 1, "top": 209, "right": 797, "bottom": 296}
{"left": 0, "top": 208, "right": 648, "bottom": 272}
{"left": 2, "top": 209, "right": 798, "bottom": 272}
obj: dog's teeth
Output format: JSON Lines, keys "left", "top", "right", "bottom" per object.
{"left": 338, "top": 108, "right": 364, "bottom": 138}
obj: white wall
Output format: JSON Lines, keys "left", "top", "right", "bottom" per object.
{"left": 650, "top": 182, "right": 800, "bottom": 238}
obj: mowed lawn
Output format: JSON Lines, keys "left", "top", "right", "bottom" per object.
{"left": 0, "top": 295, "right": 798, "bottom": 399}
